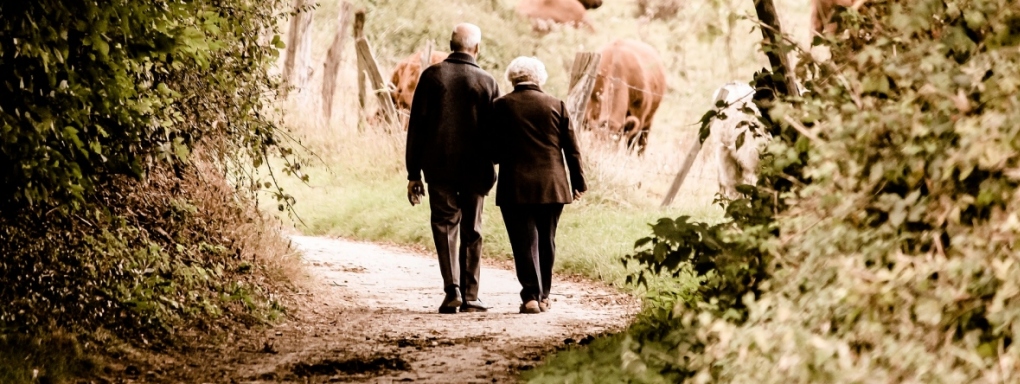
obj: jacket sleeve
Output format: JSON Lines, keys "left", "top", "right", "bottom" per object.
{"left": 490, "top": 99, "right": 506, "bottom": 165}
{"left": 558, "top": 101, "right": 587, "bottom": 193}
{"left": 481, "top": 77, "right": 501, "bottom": 164}
{"left": 405, "top": 69, "right": 434, "bottom": 181}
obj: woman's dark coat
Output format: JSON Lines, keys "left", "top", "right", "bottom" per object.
{"left": 492, "top": 83, "right": 586, "bottom": 205}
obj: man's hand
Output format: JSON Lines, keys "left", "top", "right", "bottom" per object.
{"left": 408, "top": 181, "right": 425, "bottom": 206}
{"left": 573, "top": 190, "right": 585, "bottom": 200}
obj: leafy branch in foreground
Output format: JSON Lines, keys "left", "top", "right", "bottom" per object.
{"left": 0, "top": 0, "right": 301, "bottom": 346}
{"left": 0, "top": 0, "right": 299, "bottom": 214}
{"left": 623, "top": 0, "right": 1020, "bottom": 381}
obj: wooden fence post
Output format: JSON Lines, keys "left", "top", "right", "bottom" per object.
{"left": 660, "top": 139, "right": 704, "bottom": 207}
{"left": 281, "top": 0, "right": 315, "bottom": 98}
{"left": 321, "top": 2, "right": 353, "bottom": 120}
{"left": 419, "top": 40, "right": 434, "bottom": 74}
{"left": 355, "top": 37, "right": 398, "bottom": 129}
{"left": 565, "top": 52, "right": 601, "bottom": 132}
{"left": 353, "top": 10, "right": 367, "bottom": 113}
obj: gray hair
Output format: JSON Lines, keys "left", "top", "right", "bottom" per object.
{"left": 450, "top": 23, "right": 482, "bottom": 52}
{"left": 505, "top": 56, "right": 548, "bottom": 86}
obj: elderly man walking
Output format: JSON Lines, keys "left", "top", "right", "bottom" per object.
{"left": 405, "top": 23, "right": 500, "bottom": 314}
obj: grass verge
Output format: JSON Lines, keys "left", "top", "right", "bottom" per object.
{"left": 265, "top": 129, "right": 722, "bottom": 289}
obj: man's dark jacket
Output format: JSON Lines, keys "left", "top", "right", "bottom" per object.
{"left": 405, "top": 52, "right": 500, "bottom": 194}
{"left": 491, "top": 83, "right": 587, "bottom": 206}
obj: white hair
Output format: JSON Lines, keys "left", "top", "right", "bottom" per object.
{"left": 505, "top": 56, "right": 548, "bottom": 86}
{"left": 451, "top": 23, "right": 482, "bottom": 51}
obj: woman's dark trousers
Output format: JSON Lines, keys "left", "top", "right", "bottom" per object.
{"left": 499, "top": 204, "right": 564, "bottom": 303}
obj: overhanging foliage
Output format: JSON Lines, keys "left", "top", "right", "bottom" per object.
{"left": 0, "top": 0, "right": 298, "bottom": 348}
{"left": 0, "top": 0, "right": 292, "bottom": 212}
{"left": 624, "top": 0, "right": 1020, "bottom": 381}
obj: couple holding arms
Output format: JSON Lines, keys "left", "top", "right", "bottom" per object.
{"left": 405, "top": 23, "right": 587, "bottom": 314}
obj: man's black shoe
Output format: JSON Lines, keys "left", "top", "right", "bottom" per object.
{"left": 460, "top": 300, "right": 490, "bottom": 313}
{"left": 439, "top": 293, "right": 462, "bottom": 314}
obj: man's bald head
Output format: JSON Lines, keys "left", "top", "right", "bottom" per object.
{"left": 450, "top": 23, "right": 482, "bottom": 56}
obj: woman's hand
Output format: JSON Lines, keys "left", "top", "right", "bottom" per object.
{"left": 573, "top": 190, "right": 585, "bottom": 200}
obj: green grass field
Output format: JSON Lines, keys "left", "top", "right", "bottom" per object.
{"left": 264, "top": 127, "right": 723, "bottom": 288}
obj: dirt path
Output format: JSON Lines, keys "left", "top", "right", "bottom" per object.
{"left": 154, "top": 236, "right": 638, "bottom": 383}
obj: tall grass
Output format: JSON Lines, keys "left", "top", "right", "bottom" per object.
{"left": 267, "top": 0, "right": 812, "bottom": 288}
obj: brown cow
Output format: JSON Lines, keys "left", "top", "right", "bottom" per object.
{"left": 389, "top": 50, "right": 449, "bottom": 111}
{"left": 516, "top": 0, "right": 603, "bottom": 33}
{"left": 584, "top": 39, "right": 666, "bottom": 155}
{"left": 811, "top": 0, "right": 862, "bottom": 35}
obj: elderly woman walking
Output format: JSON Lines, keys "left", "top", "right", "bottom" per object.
{"left": 492, "top": 57, "right": 587, "bottom": 314}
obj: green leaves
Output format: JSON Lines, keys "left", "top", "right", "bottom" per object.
{"left": 861, "top": 72, "right": 891, "bottom": 96}
{"left": 622, "top": 0, "right": 1020, "bottom": 381}
{"left": 0, "top": 0, "right": 291, "bottom": 347}
{"left": 0, "top": 0, "right": 291, "bottom": 214}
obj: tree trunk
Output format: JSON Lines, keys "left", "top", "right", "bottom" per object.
{"left": 752, "top": 0, "right": 798, "bottom": 97}
{"left": 281, "top": 0, "right": 315, "bottom": 98}
{"left": 321, "top": 2, "right": 353, "bottom": 120}
{"left": 353, "top": 10, "right": 367, "bottom": 113}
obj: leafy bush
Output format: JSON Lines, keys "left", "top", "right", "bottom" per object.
{"left": 523, "top": 333, "right": 680, "bottom": 384}
{"left": 0, "top": 0, "right": 299, "bottom": 378}
{"left": 0, "top": 0, "right": 294, "bottom": 212}
{"left": 0, "top": 158, "right": 291, "bottom": 337}
{"left": 617, "top": 0, "right": 1020, "bottom": 381}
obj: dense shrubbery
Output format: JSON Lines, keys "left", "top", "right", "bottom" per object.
{"left": 607, "top": 0, "right": 1020, "bottom": 381}
{"left": 0, "top": 159, "right": 290, "bottom": 336}
{"left": 0, "top": 1, "right": 294, "bottom": 211}
{"left": 0, "top": 0, "right": 296, "bottom": 379}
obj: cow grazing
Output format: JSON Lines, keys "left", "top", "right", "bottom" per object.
{"left": 709, "top": 82, "right": 770, "bottom": 199}
{"left": 584, "top": 39, "right": 666, "bottom": 155}
{"left": 811, "top": 0, "right": 860, "bottom": 35}
{"left": 389, "top": 50, "right": 449, "bottom": 111}
{"left": 516, "top": 0, "right": 603, "bottom": 33}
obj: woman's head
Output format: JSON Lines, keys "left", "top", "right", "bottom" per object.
{"left": 505, "top": 56, "right": 548, "bottom": 86}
